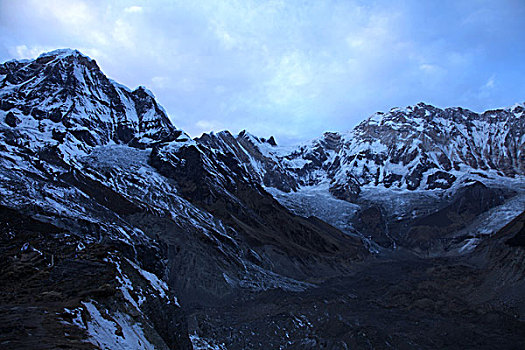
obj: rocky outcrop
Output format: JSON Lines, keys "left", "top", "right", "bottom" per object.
{"left": 390, "top": 181, "right": 511, "bottom": 254}
{"left": 354, "top": 206, "right": 393, "bottom": 248}
{"left": 0, "top": 205, "right": 191, "bottom": 349}
{"left": 149, "top": 140, "right": 367, "bottom": 283}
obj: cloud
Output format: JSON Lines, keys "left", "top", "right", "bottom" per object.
{"left": 265, "top": 51, "right": 313, "bottom": 105}
{"left": 7, "top": 44, "right": 105, "bottom": 62}
{"left": 476, "top": 74, "right": 497, "bottom": 100}
{"left": 151, "top": 76, "right": 170, "bottom": 89}
{"left": 112, "top": 18, "right": 136, "bottom": 48}
{"left": 10, "top": 45, "right": 53, "bottom": 59}
{"left": 1, "top": 0, "right": 524, "bottom": 144}
{"left": 484, "top": 75, "right": 495, "bottom": 89}
{"left": 419, "top": 64, "right": 443, "bottom": 75}
{"left": 36, "top": 0, "right": 94, "bottom": 27}
{"left": 124, "top": 6, "right": 143, "bottom": 13}
{"left": 195, "top": 120, "right": 226, "bottom": 134}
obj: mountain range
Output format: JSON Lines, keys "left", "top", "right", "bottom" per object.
{"left": 1, "top": 49, "right": 524, "bottom": 349}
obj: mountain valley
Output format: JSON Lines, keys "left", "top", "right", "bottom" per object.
{"left": 0, "top": 49, "right": 524, "bottom": 349}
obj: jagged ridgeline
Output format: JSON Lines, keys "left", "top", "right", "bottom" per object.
{"left": 1, "top": 49, "right": 524, "bottom": 349}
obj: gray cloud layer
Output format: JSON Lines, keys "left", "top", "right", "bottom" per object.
{"left": 1, "top": 0, "right": 524, "bottom": 144}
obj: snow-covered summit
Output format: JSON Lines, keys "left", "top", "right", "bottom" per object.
{"left": 0, "top": 49, "right": 187, "bottom": 159}
{"left": 37, "top": 48, "right": 87, "bottom": 60}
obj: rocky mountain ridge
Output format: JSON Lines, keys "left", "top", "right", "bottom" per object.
{"left": 198, "top": 102, "right": 524, "bottom": 253}
{"left": 200, "top": 102, "right": 524, "bottom": 201}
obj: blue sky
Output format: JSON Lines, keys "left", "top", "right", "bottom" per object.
{"left": 1, "top": 0, "right": 524, "bottom": 144}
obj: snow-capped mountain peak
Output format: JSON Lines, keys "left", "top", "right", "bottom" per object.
{"left": 0, "top": 49, "right": 188, "bottom": 160}
{"left": 198, "top": 100, "right": 524, "bottom": 205}
{"left": 37, "top": 48, "right": 87, "bottom": 59}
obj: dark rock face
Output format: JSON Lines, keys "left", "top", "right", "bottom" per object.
{"left": 506, "top": 225, "right": 525, "bottom": 247}
{"left": 197, "top": 130, "right": 300, "bottom": 192}
{"left": 149, "top": 141, "right": 367, "bottom": 285}
{"left": 0, "top": 205, "right": 191, "bottom": 349}
{"left": 266, "top": 135, "right": 277, "bottom": 146}
{"left": 355, "top": 206, "right": 393, "bottom": 248}
{"left": 383, "top": 173, "right": 403, "bottom": 188}
{"left": 469, "top": 210, "right": 525, "bottom": 321}
{"left": 328, "top": 177, "right": 360, "bottom": 202}
{"left": 4, "top": 111, "right": 20, "bottom": 127}
{"left": 426, "top": 170, "right": 456, "bottom": 189}
{"left": 394, "top": 181, "right": 509, "bottom": 253}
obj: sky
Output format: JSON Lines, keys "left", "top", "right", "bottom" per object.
{"left": 1, "top": 0, "right": 524, "bottom": 144}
